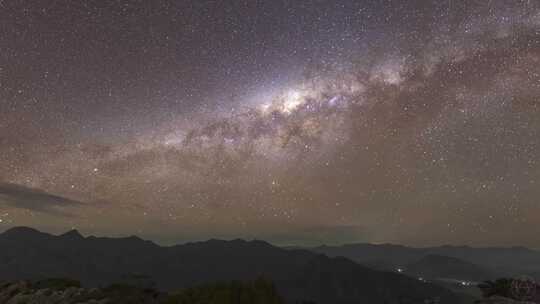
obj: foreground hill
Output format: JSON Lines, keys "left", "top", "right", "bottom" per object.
{"left": 0, "top": 227, "right": 469, "bottom": 304}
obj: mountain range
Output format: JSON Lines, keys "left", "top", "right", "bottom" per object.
{"left": 0, "top": 227, "right": 470, "bottom": 304}
{"left": 311, "top": 243, "right": 540, "bottom": 281}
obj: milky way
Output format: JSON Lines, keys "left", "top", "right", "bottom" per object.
{"left": 0, "top": 0, "right": 539, "bottom": 246}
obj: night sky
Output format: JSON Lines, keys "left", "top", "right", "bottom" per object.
{"left": 0, "top": 0, "right": 539, "bottom": 247}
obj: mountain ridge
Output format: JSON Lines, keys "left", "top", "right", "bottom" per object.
{"left": 310, "top": 242, "right": 540, "bottom": 280}
{"left": 0, "top": 226, "right": 470, "bottom": 304}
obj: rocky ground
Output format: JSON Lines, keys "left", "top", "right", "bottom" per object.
{"left": 0, "top": 281, "right": 105, "bottom": 304}
{"left": 0, "top": 280, "right": 162, "bottom": 304}
{"left": 0, "top": 277, "right": 285, "bottom": 304}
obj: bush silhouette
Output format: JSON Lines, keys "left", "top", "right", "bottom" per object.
{"left": 164, "top": 277, "right": 284, "bottom": 304}
{"left": 31, "top": 278, "right": 81, "bottom": 291}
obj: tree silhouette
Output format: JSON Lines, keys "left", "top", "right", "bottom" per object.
{"left": 163, "top": 277, "right": 284, "bottom": 304}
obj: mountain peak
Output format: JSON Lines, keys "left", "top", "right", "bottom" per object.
{"left": 60, "top": 229, "right": 84, "bottom": 240}
{"left": 1, "top": 226, "right": 51, "bottom": 240}
{"left": 4, "top": 226, "right": 41, "bottom": 234}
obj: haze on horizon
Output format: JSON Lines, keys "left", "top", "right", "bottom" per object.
{"left": 1, "top": 0, "right": 539, "bottom": 248}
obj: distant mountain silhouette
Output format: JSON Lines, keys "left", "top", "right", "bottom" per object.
{"left": 311, "top": 243, "right": 540, "bottom": 280}
{"left": 0, "top": 227, "right": 470, "bottom": 304}
{"left": 404, "top": 254, "right": 495, "bottom": 282}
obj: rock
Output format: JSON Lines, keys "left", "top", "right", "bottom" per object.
{"left": 0, "top": 280, "right": 170, "bottom": 304}
{"left": 0, "top": 280, "right": 113, "bottom": 304}
{"left": 0, "top": 281, "right": 31, "bottom": 303}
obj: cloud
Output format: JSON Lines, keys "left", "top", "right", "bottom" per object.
{"left": 0, "top": 183, "right": 83, "bottom": 216}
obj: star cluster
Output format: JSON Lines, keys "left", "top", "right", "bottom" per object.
{"left": 0, "top": 0, "right": 539, "bottom": 246}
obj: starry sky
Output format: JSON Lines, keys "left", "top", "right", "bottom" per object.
{"left": 0, "top": 0, "right": 539, "bottom": 247}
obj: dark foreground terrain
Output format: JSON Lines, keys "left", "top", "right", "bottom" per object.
{"left": 0, "top": 277, "right": 286, "bottom": 304}
{"left": 0, "top": 227, "right": 470, "bottom": 304}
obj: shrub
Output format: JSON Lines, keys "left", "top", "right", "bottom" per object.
{"left": 31, "top": 278, "right": 81, "bottom": 291}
